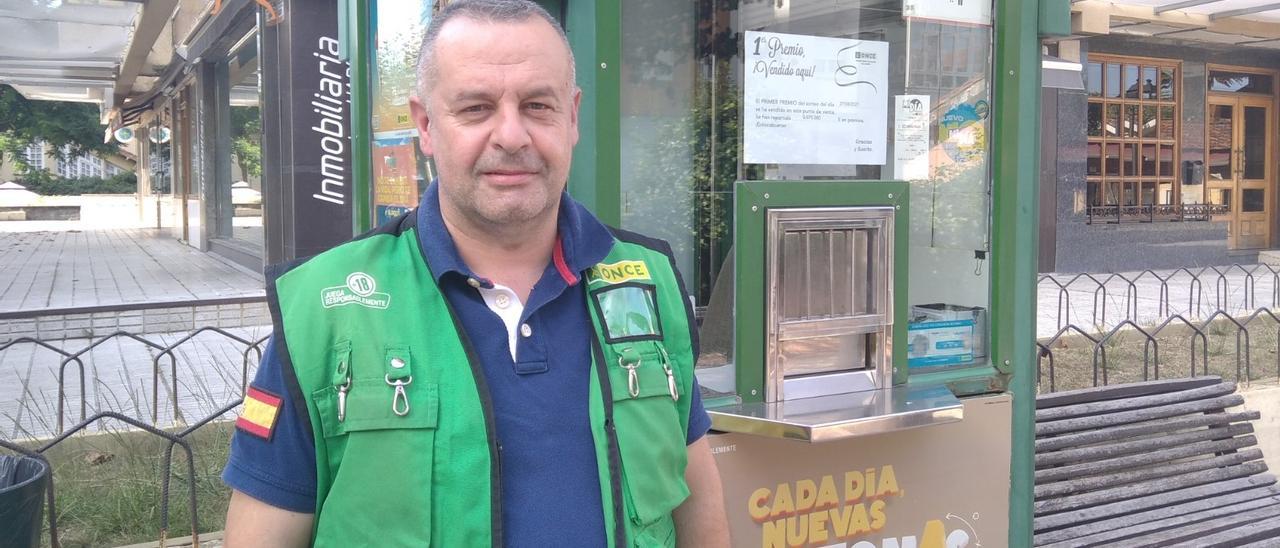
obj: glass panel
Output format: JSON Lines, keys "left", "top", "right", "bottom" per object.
{"left": 1243, "top": 189, "right": 1265, "bottom": 212}
{"left": 1107, "top": 181, "right": 1121, "bottom": 205}
{"left": 1124, "top": 104, "right": 1139, "bottom": 137}
{"left": 1122, "top": 144, "right": 1137, "bottom": 176}
{"left": 1142, "top": 67, "right": 1158, "bottom": 100}
{"left": 1141, "top": 182, "right": 1156, "bottom": 205}
{"left": 1106, "top": 63, "right": 1122, "bottom": 98}
{"left": 1087, "top": 142, "right": 1102, "bottom": 176}
{"left": 1159, "top": 144, "right": 1174, "bottom": 177}
{"left": 1209, "top": 71, "right": 1275, "bottom": 94}
{"left": 1210, "top": 188, "right": 1232, "bottom": 209}
{"left": 1105, "top": 143, "right": 1121, "bottom": 176}
{"left": 1142, "top": 106, "right": 1157, "bottom": 138}
{"left": 1087, "top": 102, "right": 1103, "bottom": 137}
{"left": 1159, "top": 67, "right": 1175, "bottom": 101}
{"left": 1123, "top": 64, "right": 1140, "bottom": 99}
{"left": 1088, "top": 181, "right": 1101, "bottom": 207}
{"left": 1105, "top": 103, "right": 1121, "bottom": 137}
{"left": 1243, "top": 105, "right": 1267, "bottom": 180}
{"left": 1123, "top": 182, "right": 1137, "bottom": 206}
{"left": 226, "top": 32, "right": 262, "bottom": 250}
{"left": 371, "top": 1, "right": 433, "bottom": 225}
{"left": 1159, "top": 182, "right": 1174, "bottom": 205}
{"left": 1141, "top": 144, "right": 1156, "bottom": 176}
{"left": 1208, "top": 104, "right": 1235, "bottom": 181}
{"left": 1087, "top": 62, "right": 1103, "bottom": 97}
{"left": 1159, "top": 106, "right": 1175, "bottom": 140}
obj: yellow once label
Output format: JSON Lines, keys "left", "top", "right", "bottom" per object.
{"left": 589, "top": 260, "right": 651, "bottom": 284}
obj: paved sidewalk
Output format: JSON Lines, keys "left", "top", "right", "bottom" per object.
{"left": 0, "top": 225, "right": 263, "bottom": 313}
{"left": 1037, "top": 264, "right": 1280, "bottom": 339}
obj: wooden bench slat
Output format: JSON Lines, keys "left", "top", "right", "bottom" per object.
{"left": 1039, "top": 495, "right": 1280, "bottom": 548}
{"left": 1036, "top": 435, "right": 1258, "bottom": 484}
{"left": 1036, "top": 377, "right": 1224, "bottom": 410}
{"left": 1153, "top": 504, "right": 1280, "bottom": 547}
{"left": 1036, "top": 394, "right": 1245, "bottom": 436}
{"left": 1036, "top": 461, "right": 1269, "bottom": 515}
{"left": 1036, "top": 411, "right": 1260, "bottom": 453}
{"left": 1036, "top": 382, "right": 1236, "bottom": 422}
{"left": 1036, "top": 422, "right": 1253, "bottom": 468}
{"left": 1036, "top": 448, "right": 1263, "bottom": 499}
{"left": 1035, "top": 475, "right": 1277, "bottom": 532}
{"left": 1034, "top": 484, "right": 1280, "bottom": 545}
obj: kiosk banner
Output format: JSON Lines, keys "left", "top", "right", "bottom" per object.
{"left": 709, "top": 394, "right": 1011, "bottom": 548}
{"left": 743, "top": 31, "right": 889, "bottom": 166}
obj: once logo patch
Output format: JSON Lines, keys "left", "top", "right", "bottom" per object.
{"left": 588, "top": 260, "right": 651, "bottom": 285}
{"left": 237, "top": 386, "right": 283, "bottom": 440}
{"left": 321, "top": 271, "right": 391, "bottom": 309}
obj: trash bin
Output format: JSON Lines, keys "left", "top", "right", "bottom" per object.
{"left": 0, "top": 455, "right": 49, "bottom": 548}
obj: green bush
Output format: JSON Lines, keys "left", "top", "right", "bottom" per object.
{"left": 18, "top": 171, "right": 137, "bottom": 195}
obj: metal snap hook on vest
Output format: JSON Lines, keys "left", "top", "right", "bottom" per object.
{"left": 618, "top": 355, "right": 641, "bottom": 398}
{"left": 656, "top": 345, "right": 679, "bottom": 402}
{"left": 385, "top": 374, "right": 413, "bottom": 416}
{"left": 336, "top": 378, "right": 351, "bottom": 422}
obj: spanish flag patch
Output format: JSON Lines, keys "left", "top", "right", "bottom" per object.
{"left": 237, "top": 386, "right": 283, "bottom": 441}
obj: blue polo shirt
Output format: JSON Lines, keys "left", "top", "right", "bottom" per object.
{"left": 223, "top": 183, "right": 711, "bottom": 545}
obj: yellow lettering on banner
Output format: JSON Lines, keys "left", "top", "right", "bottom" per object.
{"left": 785, "top": 515, "right": 807, "bottom": 547}
{"left": 762, "top": 518, "right": 786, "bottom": 548}
{"left": 878, "top": 465, "right": 900, "bottom": 497}
{"left": 796, "top": 479, "right": 817, "bottom": 512}
{"left": 816, "top": 475, "right": 840, "bottom": 510}
{"left": 920, "top": 519, "right": 947, "bottom": 548}
{"left": 589, "top": 261, "right": 651, "bottom": 284}
{"left": 830, "top": 504, "right": 854, "bottom": 538}
{"left": 749, "top": 487, "right": 772, "bottom": 522}
{"left": 808, "top": 509, "right": 830, "bottom": 544}
{"left": 845, "top": 470, "right": 865, "bottom": 502}
{"left": 869, "top": 499, "right": 887, "bottom": 531}
{"left": 773, "top": 483, "right": 795, "bottom": 517}
{"left": 849, "top": 503, "right": 872, "bottom": 536}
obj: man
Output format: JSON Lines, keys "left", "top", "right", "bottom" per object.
{"left": 221, "top": 0, "right": 730, "bottom": 546}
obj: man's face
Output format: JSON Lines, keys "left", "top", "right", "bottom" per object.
{"left": 410, "top": 16, "right": 581, "bottom": 229}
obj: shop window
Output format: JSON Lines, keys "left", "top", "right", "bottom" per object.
{"left": 1085, "top": 55, "right": 1180, "bottom": 213}
{"left": 369, "top": 1, "right": 434, "bottom": 226}
{"left": 619, "top": 0, "right": 997, "bottom": 387}
{"left": 1243, "top": 189, "right": 1265, "bottom": 212}
{"left": 1209, "top": 71, "right": 1275, "bottom": 94}
{"left": 220, "top": 31, "right": 263, "bottom": 250}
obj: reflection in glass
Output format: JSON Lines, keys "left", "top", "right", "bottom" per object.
{"left": 1088, "top": 182, "right": 1100, "bottom": 207}
{"left": 1142, "top": 106, "right": 1157, "bottom": 138}
{"left": 1243, "top": 106, "right": 1266, "bottom": 180}
{"left": 1142, "top": 67, "right": 1158, "bottom": 99}
{"left": 227, "top": 34, "right": 262, "bottom": 250}
{"left": 1122, "top": 144, "right": 1137, "bottom": 176}
{"left": 1123, "top": 65, "right": 1139, "bottom": 98}
{"left": 1209, "top": 71, "right": 1275, "bottom": 94}
{"left": 1160, "top": 144, "right": 1174, "bottom": 177}
{"left": 1106, "top": 104, "right": 1121, "bottom": 137}
{"left": 1124, "top": 104, "right": 1139, "bottom": 137}
{"left": 1141, "top": 144, "right": 1156, "bottom": 176}
{"left": 1108, "top": 182, "right": 1120, "bottom": 205}
{"left": 1208, "top": 104, "right": 1234, "bottom": 181}
{"left": 1160, "top": 67, "right": 1175, "bottom": 100}
{"left": 1086, "top": 143, "right": 1102, "bottom": 176}
{"left": 1087, "top": 62, "right": 1102, "bottom": 97}
{"left": 1142, "top": 182, "right": 1155, "bottom": 205}
{"left": 1210, "top": 188, "right": 1232, "bottom": 209}
{"left": 1159, "top": 106, "right": 1175, "bottom": 140}
{"left": 1105, "top": 143, "right": 1121, "bottom": 176}
{"left": 1087, "top": 103, "right": 1103, "bottom": 137}
{"left": 1243, "top": 189, "right": 1265, "bottom": 213}
{"left": 1160, "top": 182, "right": 1174, "bottom": 205}
{"left": 1124, "top": 182, "right": 1136, "bottom": 206}
{"left": 1106, "top": 63, "right": 1121, "bottom": 98}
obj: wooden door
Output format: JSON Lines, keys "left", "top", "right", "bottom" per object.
{"left": 1207, "top": 97, "right": 1273, "bottom": 249}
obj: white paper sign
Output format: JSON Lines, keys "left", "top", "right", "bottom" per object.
{"left": 894, "top": 95, "right": 931, "bottom": 180}
{"left": 743, "top": 32, "right": 889, "bottom": 166}
{"left": 902, "top": 0, "right": 992, "bottom": 26}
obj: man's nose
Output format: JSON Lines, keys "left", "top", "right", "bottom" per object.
{"left": 491, "top": 103, "right": 533, "bottom": 152}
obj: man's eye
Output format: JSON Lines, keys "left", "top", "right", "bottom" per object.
{"left": 460, "top": 105, "right": 490, "bottom": 114}
{"left": 526, "top": 102, "right": 552, "bottom": 111}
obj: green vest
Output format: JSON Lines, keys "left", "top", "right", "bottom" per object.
{"left": 266, "top": 214, "right": 698, "bottom": 547}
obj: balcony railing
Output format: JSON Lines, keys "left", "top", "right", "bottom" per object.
{"left": 1086, "top": 203, "right": 1230, "bottom": 225}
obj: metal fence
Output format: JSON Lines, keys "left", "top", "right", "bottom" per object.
{"left": 1037, "top": 264, "right": 1280, "bottom": 393}
{"left": 0, "top": 299, "right": 269, "bottom": 548}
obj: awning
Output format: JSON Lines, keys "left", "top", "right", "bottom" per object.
{"left": 1074, "top": 0, "right": 1280, "bottom": 48}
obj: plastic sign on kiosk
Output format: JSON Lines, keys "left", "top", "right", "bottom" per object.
{"left": 705, "top": 182, "right": 1012, "bottom": 547}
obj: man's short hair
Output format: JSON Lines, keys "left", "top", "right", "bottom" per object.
{"left": 415, "top": 0, "right": 576, "bottom": 100}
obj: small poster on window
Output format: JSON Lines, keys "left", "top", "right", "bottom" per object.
{"left": 743, "top": 31, "right": 889, "bottom": 166}
{"left": 894, "top": 95, "right": 931, "bottom": 181}
{"left": 902, "top": 0, "right": 992, "bottom": 26}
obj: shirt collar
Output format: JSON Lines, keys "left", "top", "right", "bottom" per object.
{"left": 416, "top": 180, "right": 614, "bottom": 287}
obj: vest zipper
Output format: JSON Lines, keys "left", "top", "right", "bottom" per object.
{"left": 590, "top": 334, "right": 629, "bottom": 548}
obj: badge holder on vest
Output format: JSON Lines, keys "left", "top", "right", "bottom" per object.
{"left": 705, "top": 181, "right": 963, "bottom": 442}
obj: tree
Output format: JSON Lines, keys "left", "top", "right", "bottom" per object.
{"left": 230, "top": 106, "right": 262, "bottom": 181}
{"left": 0, "top": 84, "right": 116, "bottom": 173}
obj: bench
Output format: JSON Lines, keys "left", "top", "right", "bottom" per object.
{"left": 1033, "top": 376, "right": 1280, "bottom": 547}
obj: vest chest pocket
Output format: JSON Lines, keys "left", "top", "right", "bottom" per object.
{"left": 607, "top": 348, "right": 690, "bottom": 541}
{"left": 313, "top": 377, "right": 438, "bottom": 437}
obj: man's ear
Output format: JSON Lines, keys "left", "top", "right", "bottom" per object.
{"left": 569, "top": 87, "right": 582, "bottom": 146}
{"left": 409, "top": 95, "right": 434, "bottom": 156}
